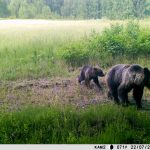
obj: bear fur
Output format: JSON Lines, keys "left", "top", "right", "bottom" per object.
{"left": 105, "top": 64, "right": 150, "bottom": 108}
{"left": 78, "top": 65, "right": 105, "bottom": 89}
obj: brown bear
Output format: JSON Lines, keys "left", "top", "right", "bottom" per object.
{"left": 105, "top": 64, "right": 150, "bottom": 108}
{"left": 78, "top": 65, "right": 105, "bottom": 89}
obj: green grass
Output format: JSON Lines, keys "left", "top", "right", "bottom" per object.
{"left": 0, "top": 19, "right": 112, "bottom": 80}
{"left": 0, "top": 104, "right": 150, "bottom": 144}
{"left": 0, "top": 21, "right": 71, "bottom": 80}
{"left": 0, "top": 19, "right": 150, "bottom": 80}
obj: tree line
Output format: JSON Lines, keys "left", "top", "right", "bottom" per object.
{"left": 0, "top": 0, "right": 150, "bottom": 19}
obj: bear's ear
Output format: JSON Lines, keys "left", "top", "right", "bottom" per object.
{"left": 93, "top": 67, "right": 99, "bottom": 75}
{"left": 94, "top": 67, "right": 105, "bottom": 77}
{"left": 144, "top": 67, "right": 150, "bottom": 88}
{"left": 94, "top": 67, "right": 98, "bottom": 71}
{"left": 144, "top": 67, "right": 150, "bottom": 76}
{"left": 94, "top": 67, "right": 100, "bottom": 74}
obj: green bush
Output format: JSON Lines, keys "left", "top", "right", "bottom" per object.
{"left": 83, "top": 31, "right": 111, "bottom": 66}
{"left": 57, "top": 41, "right": 90, "bottom": 67}
{"left": 87, "top": 21, "right": 150, "bottom": 57}
{"left": 58, "top": 21, "right": 150, "bottom": 68}
{"left": 98, "top": 24, "right": 126, "bottom": 56}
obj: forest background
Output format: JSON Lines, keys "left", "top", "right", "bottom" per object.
{"left": 0, "top": 0, "right": 150, "bottom": 19}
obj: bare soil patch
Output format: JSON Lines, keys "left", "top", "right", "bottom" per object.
{"left": 0, "top": 77, "right": 110, "bottom": 111}
{"left": 1, "top": 75, "right": 150, "bottom": 112}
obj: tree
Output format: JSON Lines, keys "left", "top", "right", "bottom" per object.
{"left": 132, "top": 0, "right": 146, "bottom": 18}
{"left": 145, "top": 1, "right": 150, "bottom": 16}
{"left": 0, "top": 0, "right": 149, "bottom": 19}
{"left": 0, "top": 0, "right": 9, "bottom": 17}
{"left": 8, "top": 0, "right": 21, "bottom": 18}
{"left": 19, "top": 1, "right": 30, "bottom": 18}
{"left": 42, "top": 6, "right": 52, "bottom": 19}
{"left": 102, "top": 0, "right": 134, "bottom": 19}
{"left": 61, "top": 0, "right": 72, "bottom": 17}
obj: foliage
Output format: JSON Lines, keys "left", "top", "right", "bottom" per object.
{"left": 87, "top": 21, "right": 150, "bottom": 57}
{"left": 0, "top": 0, "right": 9, "bottom": 17}
{"left": 0, "top": 20, "right": 150, "bottom": 80}
{"left": 57, "top": 41, "right": 90, "bottom": 67}
{"left": 58, "top": 24, "right": 126, "bottom": 67}
{"left": 58, "top": 21, "right": 150, "bottom": 68}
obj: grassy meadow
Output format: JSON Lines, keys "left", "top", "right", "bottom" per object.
{"left": 0, "top": 19, "right": 150, "bottom": 80}
{"left": 1, "top": 19, "right": 150, "bottom": 144}
{"left": 0, "top": 19, "right": 118, "bottom": 80}
{"left": 0, "top": 20, "right": 150, "bottom": 80}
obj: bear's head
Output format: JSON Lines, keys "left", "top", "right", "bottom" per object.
{"left": 144, "top": 67, "right": 150, "bottom": 88}
{"left": 94, "top": 66, "right": 105, "bottom": 77}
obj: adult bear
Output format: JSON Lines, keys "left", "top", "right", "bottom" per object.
{"left": 105, "top": 64, "right": 150, "bottom": 108}
{"left": 78, "top": 65, "right": 105, "bottom": 89}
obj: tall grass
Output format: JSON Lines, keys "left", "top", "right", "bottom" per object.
{"left": 0, "top": 104, "right": 150, "bottom": 144}
{"left": 0, "top": 20, "right": 105, "bottom": 80}
{"left": 0, "top": 19, "right": 150, "bottom": 80}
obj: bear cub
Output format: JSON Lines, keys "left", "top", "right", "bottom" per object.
{"left": 78, "top": 65, "right": 105, "bottom": 89}
{"left": 105, "top": 64, "right": 150, "bottom": 109}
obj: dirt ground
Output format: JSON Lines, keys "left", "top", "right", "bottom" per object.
{"left": 0, "top": 77, "right": 111, "bottom": 111}
{"left": 1, "top": 76, "right": 150, "bottom": 112}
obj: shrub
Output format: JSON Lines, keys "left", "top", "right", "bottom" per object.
{"left": 57, "top": 41, "right": 90, "bottom": 67}
{"left": 84, "top": 31, "right": 113, "bottom": 67}
{"left": 86, "top": 21, "right": 150, "bottom": 62}
{"left": 58, "top": 21, "right": 150, "bottom": 68}
{"left": 99, "top": 24, "right": 126, "bottom": 56}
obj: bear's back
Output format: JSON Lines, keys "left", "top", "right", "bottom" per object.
{"left": 106, "top": 64, "right": 130, "bottom": 86}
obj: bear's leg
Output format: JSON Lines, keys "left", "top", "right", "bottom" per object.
{"left": 133, "top": 86, "right": 144, "bottom": 109}
{"left": 109, "top": 88, "right": 119, "bottom": 103}
{"left": 85, "top": 78, "right": 91, "bottom": 88}
{"left": 118, "top": 85, "right": 129, "bottom": 106}
{"left": 107, "top": 90, "right": 113, "bottom": 99}
{"left": 78, "top": 75, "right": 84, "bottom": 84}
{"left": 93, "top": 77, "right": 102, "bottom": 89}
